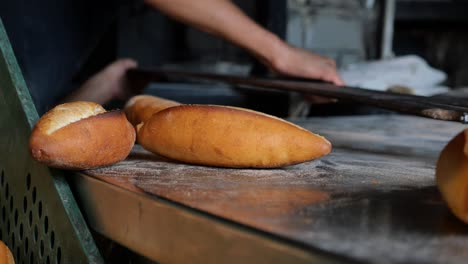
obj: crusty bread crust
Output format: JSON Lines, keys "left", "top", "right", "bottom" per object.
{"left": 137, "top": 104, "right": 331, "bottom": 168}
{"left": 436, "top": 129, "right": 468, "bottom": 223}
{"left": 124, "top": 95, "right": 180, "bottom": 126}
{"left": 0, "top": 240, "right": 14, "bottom": 264}
{"left": 37, "top": 102, "right": 106, "bottom": 135}
{"left": 30, "top": 102, "right": 135, "bottom": 170}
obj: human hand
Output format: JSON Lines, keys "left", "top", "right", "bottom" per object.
{"left": 63, "top": 59, "right": 138, "bottom": 105}
{"left": 264, "top": 43, "right": 344, "bottom": 104}
{"left": 269, "top": 44, "right": 344, "bottom": 86}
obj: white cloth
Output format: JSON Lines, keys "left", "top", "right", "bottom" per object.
{"left": 339, "top": 55, "right": 449, "bottom": 96}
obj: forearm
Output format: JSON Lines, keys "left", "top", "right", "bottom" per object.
{"left": 144, "top": 0, "right": 284, "bottom": 66}
{"left": 144, "top": 0, "right": 343, "bottom": 85}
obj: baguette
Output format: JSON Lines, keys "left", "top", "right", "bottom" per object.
{"left": 124, "top": 95, "right": 180, "bottom": 126}
{"left": 0, "top": 240, "right": 14, "bottom": 264}
{"left": 137, "top": 104, "right": 331, "bottom": 168}
{"left": 436, "top": 129, "right": 468, "bottom": 223}
{"left": 29, "top": 102, "right": 135, "bottom": 170}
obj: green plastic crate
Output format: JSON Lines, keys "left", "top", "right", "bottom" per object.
{"left": 0, "top": 17, "right": 103, "bottom": 263}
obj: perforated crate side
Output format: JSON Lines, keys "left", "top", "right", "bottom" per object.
{"left": 0, "top": 18, "right": 103, "bottom": 263}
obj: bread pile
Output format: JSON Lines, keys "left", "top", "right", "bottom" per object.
{"left": 29, "top": 96, "right": 332, "bottom": 169}
{"left": 127, "top": 95, "right": 331, "bottom": 168}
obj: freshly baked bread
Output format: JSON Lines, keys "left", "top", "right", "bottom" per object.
{"left": 0, "top": 240, "right": 14, "bottom": 264}
{"left": 29, "top": 102, "right": 135, "bottom": 170}
{"left": 137, "top": 104, "right": 331, "bottom": 168}
{"left": 436, "top": 129, "right": 468, "bottom": 223}
{"left": 124, "top": 95, "right": 180, "bottom": 126}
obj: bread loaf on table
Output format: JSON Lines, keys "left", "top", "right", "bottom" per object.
{"left": 0, "top": 240, "right": 14, "bottom": 264}
{"left": 137, "top": 104, "right": 332, "bottom": 168}
{"left": 29, "top": 102, "right": 135, "bottom": 170}
{"left": 124, "top": 95, "right": 180, "bottom": 126}
{"left": 436, "top": 129, "right": 468, "bottom": 223}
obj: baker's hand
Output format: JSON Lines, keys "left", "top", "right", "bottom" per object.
{"left": 265, "top": 44, "right": 344, "bottom": 104}
{"left": 270, "top": 44, "right": 344, "bottom": 86}
{"left": 63, "top": 59, "right": 138, "bottom": 105}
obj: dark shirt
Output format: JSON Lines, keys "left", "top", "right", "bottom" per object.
{"left": 0, "top": 0, "right": 128, "bottom": 114}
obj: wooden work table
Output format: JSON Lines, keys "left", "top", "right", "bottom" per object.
{"left": 70, "top": 115, "right": 468, "bottom": 263}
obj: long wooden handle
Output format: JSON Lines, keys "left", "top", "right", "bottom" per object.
{"left": 127, "top": 68, "right": 468, "bottom": 123}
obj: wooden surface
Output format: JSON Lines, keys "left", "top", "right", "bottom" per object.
{"left": 84, "top": 115, "right": 468, "bottom": 263}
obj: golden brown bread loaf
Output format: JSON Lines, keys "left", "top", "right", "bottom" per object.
{"left": 137, "top": 104, "right": 332, "bottom": 168}
{"left": 436, "top": 129, "right": 468, "bottom": 223}
{"left": 124, "top": 95, "right": 180, "bottom": 126}
{"left": 29, "top": 102, "right": 135, "bottom": 170}
{"left": 0, "top": 240, "right": 14, "bottom": 264}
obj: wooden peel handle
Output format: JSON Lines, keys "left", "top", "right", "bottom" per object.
{"left": 127, "top": 69, "right": 468, "bottom": 123}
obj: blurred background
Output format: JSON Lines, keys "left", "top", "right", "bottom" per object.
{"left": 115, "top": 0, "right": 468, "bottom": 116}
{"left": 2, "top": 0, "right": 468, "bottom": 117}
